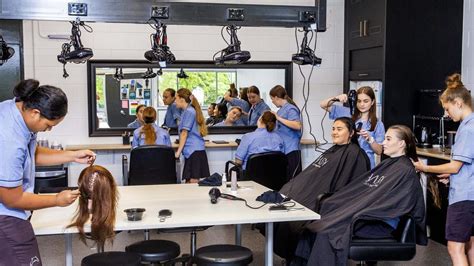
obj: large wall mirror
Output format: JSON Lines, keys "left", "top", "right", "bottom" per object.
{"left": 88, "top": 60, "right": 293, "bottom": 136}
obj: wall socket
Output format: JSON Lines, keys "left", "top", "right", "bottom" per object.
{"left": 151, "top": 6, "right": 169, "bottom": 19}
{"left": 227, "top": 8, "right": 244, "bottom": 21}
{"left": 68, "top": 3, "right": 88, "bottom": 16}
{"left": 299, "top": 11, "right": 316, "bottom": 23}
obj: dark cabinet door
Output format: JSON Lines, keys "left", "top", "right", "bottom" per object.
{"left": 347, "top": 0, "right": 385, "bottom": 50}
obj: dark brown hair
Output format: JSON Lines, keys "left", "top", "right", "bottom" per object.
{"left": 14, "top": 79, "right": 68, "bottom": 120}
{"left": 239, "top": 87, "right": 250, "bottom": 103}
{"left": 68, "top": 165, "right": 118, "bottom": 251}
{"left": 260, "top": 111, "right": 277, "bottom": 132}
{"left": 247, "top": 85, "right": 260, "bottom": 96}
{"left": 135, "top": 104, "right": 146, "bottom": 114}
{"left": 440, "top": 73, "right": 472, "bottom": 108}
{"left": 269, "top": 85, "right": 298, "bottom": 109}
{"left": 334, "top": 117, "right": 358, "bottom": 145}
{"left": 141, "top": 107, "right": 157, "bottom": 145}
{"left": 352, "top": 86, "right": 378, "bottom": 131}
{"left": 177, "top": 88, "right": 208, "bottom": 136}
{"left": 228, "top": 83, "right": 238, "bottom": 97}
{"left": 164, "top": 88, "right": 176, "bottom": 97}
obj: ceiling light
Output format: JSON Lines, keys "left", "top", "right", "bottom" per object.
{"left": 0, "top": 35, "right": 15, "bottom": 66}
{"left": 57, "top": 18, "right": 94, "bottom": 78}
{"left": 292, "top": 26, "right": 321, "bottom": 66}
{"left": 177, "top": 68, "right": 188, "bottom": 79}
{"left": 142, "top": 67, "right": 157, "bottom": 79}
{"left": 213, "top": 25, "right": 251, "bottom": 65}
{"left": 144, "top": 19, "right": 175, "bottom": 67}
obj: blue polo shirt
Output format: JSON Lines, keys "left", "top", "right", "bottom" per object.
{"left": 276, "top": 103, "right": 302, "bottom": 154}
{"left": 329, "top": 105, "right": 385, "bottom": 168}
{"left": 179, "top": 105, "right": 205, "bottom": 158}
{"left": 449, "top": 112, "right": 474, "bottom": 205}
{"left": 229, "top": 98, "right": 250, "bottom": 113}
{"left": 235, "top": 128, "right": 284, "bottom": 169}
{"left": 163, "top": 102, "right": 182, "bottom": 128}
{"left": 248, "top": 100, "right": 271, "bottom": 126}
{"left": 127, "top": 119, "right": 143, "bottom": 129}
{"left": 132, "top": 124, "right": 172, "bottom": 148}
{"left": 0, "top": 99, "right": 37, "bottom": 220}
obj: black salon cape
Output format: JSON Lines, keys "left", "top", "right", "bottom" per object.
{"left": 274, "top": 143, "right": 370, "bottom": 259}
{"left": 302, "top": 156, "right": 427, "bottom": 266}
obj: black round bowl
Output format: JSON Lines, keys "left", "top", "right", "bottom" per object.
{"left": 124, "top": 208, "right": 146, "bottom": 221}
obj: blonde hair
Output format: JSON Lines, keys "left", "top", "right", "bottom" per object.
{"left": 177, "top": 88, "right": 208, "bottom": 136}
{"left": 141, "top": 107, "right": 157, "bottom": 145}
{"left": 440, "top": 73, "right": 472, "bottom": 108}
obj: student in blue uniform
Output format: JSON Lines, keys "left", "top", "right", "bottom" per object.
{"left": 235, "top": 111, "right": 284, "bottom": 169}
{"left": 320, "top": 86, "right": 385, "bottom": 168}
{"left": 127, "top": 104, "right": 145, "bottom": 129}
{"left": 270, "top": 85, "right": 303, "bottom": 178}
{"left": 175, "top": 88, "right": 210, "bottom": 183}
{"left": 213, "top": 106, "right": 245, "bottom": 127}
{"left": 414, "top": 73, "right": 474, "bottom": 266}
{"left": 162, "top": 88, "right": 181, "bottom": 128}
{"left": 224, "top": 86, "right": 250, "bottom": 126}
{"left": 0, "top": 79, "right": 96, "bottom": 266}
{"left": 247, "top": 86, "right": 271, "bottom": 126}
{"left": 132, "top": 107, "right": 171, "bottom": 148}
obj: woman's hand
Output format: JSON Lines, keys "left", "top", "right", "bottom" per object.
{"left": 175, "top": 152, "right": 180, "bottom": 159}
{"left": 357, "top": 129, "right": 374, "bottom": 143}
{"left": 73, "top": 150, "right": 96, "bottom": 164}
{"left": 55, "top": 189, "right": 80, "bottom": 207}
{"left": 437, "top": 173, "right": 450, "bottom": 185}
{"left": 336, "top": 94, "right": 348, "bottom": 103}
{"left": 413, "top": 160, "right": 427, "bottom": 172}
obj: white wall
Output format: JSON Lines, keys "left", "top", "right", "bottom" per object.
{"left": 463, "top": 0, "right": 474, "bottom": 93}
{"left": 22, "top": 0, "right": 344, "bottom": 150}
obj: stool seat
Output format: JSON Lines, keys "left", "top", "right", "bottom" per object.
{"left": 195, "top": 244, "right": 253, "bottom": 266}
{"left": 81, "top": 251, "right": 141, "bottom": 266}
{"left": 125, "top": 239, "right": 180, "bottom": 263}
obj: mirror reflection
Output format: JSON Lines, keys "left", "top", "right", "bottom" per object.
{"left": 89, "top": 61, "right": 292, "bottom": 136}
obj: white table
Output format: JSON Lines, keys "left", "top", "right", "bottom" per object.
{"left": 31, "top": 181, "right": 320, "bottom": 266}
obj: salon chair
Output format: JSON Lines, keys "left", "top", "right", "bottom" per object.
{"left": 194, "top": 244, "right": 253, "bottom": 266}
{"left": 81, "top": 251, "right": 141, "bottom": 266}
{"left": 225, "top": 151, "right": 288, "bottom": 191}
{"left": 122, "top": 145, "right": 178, "bottom": 186}
{"left": 349, "top": 215, "right": 417, "bottom": 264}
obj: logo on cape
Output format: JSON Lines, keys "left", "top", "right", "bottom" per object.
{"left": 312, "top": 156, "right": 328, "bottom": 168}
{"left": 363, "top": 173, "right": 385, "bottom": 187}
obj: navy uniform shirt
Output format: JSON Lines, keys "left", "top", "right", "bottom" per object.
{"left": 0, "top": 99, "right": 37, "bottom": 220}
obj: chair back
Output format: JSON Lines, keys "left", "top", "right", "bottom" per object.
{"left": 244, "top": 151, "right": 288, "bottom": 191}
{"left": 129, "top": 145, "right": 177, "bottom": 185}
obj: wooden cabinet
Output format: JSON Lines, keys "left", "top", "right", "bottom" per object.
{"left": 343, "top": 0, "right": 463, "bottom": 127}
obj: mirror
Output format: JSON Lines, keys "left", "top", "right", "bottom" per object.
{"left": 88, "top": 60, "right": 293, "bottom": 136}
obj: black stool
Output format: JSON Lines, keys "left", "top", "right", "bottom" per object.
{"left": 125, "top": 239, "right": 181, "bottom": 264}
{"left": 81, "top": 251, "right": 141, "bottom": 266}
{"left": 195, "top": 245, "right": 253, "bottom": 266}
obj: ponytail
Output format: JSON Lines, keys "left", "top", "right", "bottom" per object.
{"left": 177, "top": 88, "right": 208, "bottom": 137}
{"left": 140, "top": 107, "right": 157, "bottom": 145}
{"left": 260, "top": 111, "right": 277, "bottom": 132}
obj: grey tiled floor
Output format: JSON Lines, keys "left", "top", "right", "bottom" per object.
{"left": 37, "top": 224, "right": 452, "bottom": 265}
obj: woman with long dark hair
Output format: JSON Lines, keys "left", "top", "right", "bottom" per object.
{"left": 132, "top": 107, "right": 171, "bottom": 148}
{"left": 270, "top": 85, "right": 303, "bottom": 178}
{"left": 320, "top": 87, "right": 385, "bottom": 168}
{"left": 0, "top": 79, "right": 95, "bottom": 265}
{"left": 293, "top": 125, "right": 426, "bottom": 265}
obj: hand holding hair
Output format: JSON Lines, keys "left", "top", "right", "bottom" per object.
{"left": 55, "top": 189, "right": 80, "bottom": 207}
{"left": 73, "top": 150, "right": 96, "bottom": 164}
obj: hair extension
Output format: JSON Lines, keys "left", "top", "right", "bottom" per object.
{"left": 269, "top": 85, "right": 299, "bottom": 109}
{"left": 13, "top": 79, "right": 68, "bottom": 120}
{"left": 141, "top": 107, "right": 157, "bottom": 145}
{"left": 351, "top": 86, "right": 377, "bottom": 131}
{"left": 68, "top": 165, "right": 118, "bottom": 251}
{"left": 440, "top": 73, "right": 472, "bottom": 108}
{"left": 260, "top": 111, "right": 277, "bottom": 132}
{"left": 334, "top": 116, "right": 358, "bottom": 145}
{"left": 177, "top": 88, "right": 208, "bottom": 136}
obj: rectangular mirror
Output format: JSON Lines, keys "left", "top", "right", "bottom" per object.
{"left": 88, "top": 60, "right": 293, "bottom": 136}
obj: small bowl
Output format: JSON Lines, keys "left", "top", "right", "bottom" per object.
{"left": 124, "top": 208, "right": 146, "bottom": 221}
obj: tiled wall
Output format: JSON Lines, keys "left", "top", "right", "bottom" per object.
{"left": 22, "top": 0, "right": 345, "bottom": 147}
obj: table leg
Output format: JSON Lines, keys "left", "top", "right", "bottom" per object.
{"left": 235, "top": 224, "right": 242, "bottom": 245}
{"left": 265, "top": 222, "right": 273, "bottom": 266}
{"left": 65, "top": 234, "right": 73, "bottom": 266}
